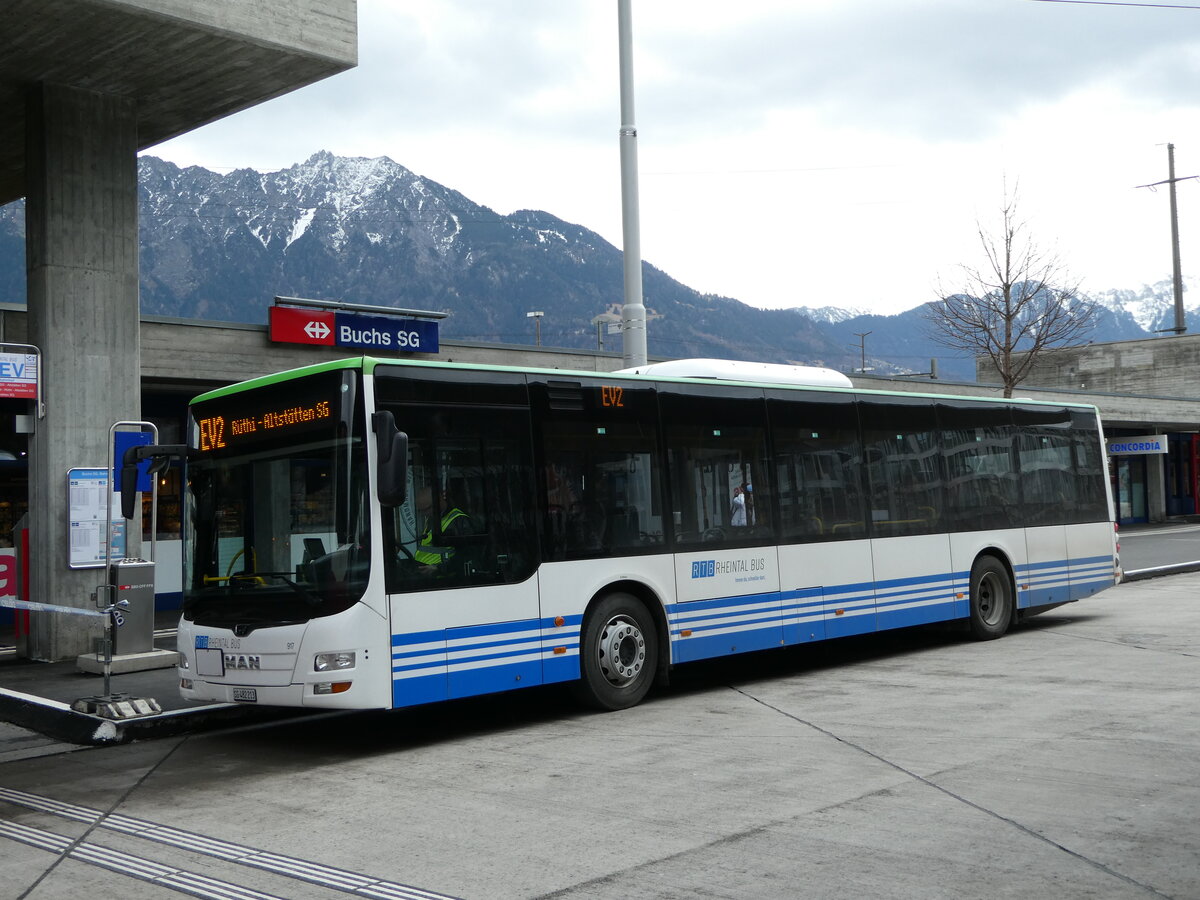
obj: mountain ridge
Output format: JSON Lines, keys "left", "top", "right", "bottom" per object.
{"left": 0, "top": 151, "right": 1193, "bottom": 381}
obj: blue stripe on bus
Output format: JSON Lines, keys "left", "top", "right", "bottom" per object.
{"left": 1015, "top": 555, "right": 1115, "bottom": 607}
{"left": 389, "top": 553, "right": 1114, "bottom": 707}
{"left": 861, "top": 570, "right": 959, "bottom": 630}
{"left": 670, "top": 623, "right": 786, "bottom": 662}
{"left": 781, "top": 587, "right": 827, "bottom": 644}
{"left": 667, "top": 595, "right": 777, "bottom": 619}
{"left": 876, "top": 596, "right": 959, "bottom": 629}
{"left": 392, "top": 628, "right": 451, "bottom": 647}
{"left": 668, "top": 592, "right": 786, "bottom": 663}
{"left": 395, "top": 672, "right": 450, "bottom": 707}
{"left": 449, "top": 659, "right": 543, "bottom": 700}
{"left": 390, "top": 615, "right": 584, "bottom": 707}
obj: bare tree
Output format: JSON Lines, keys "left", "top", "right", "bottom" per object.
{"left": 925, "top": 188, "right": 1098, "bottom": 397}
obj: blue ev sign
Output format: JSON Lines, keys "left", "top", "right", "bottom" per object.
{"left": 1107, "top": 434, "right": 1168, "bottom": 455}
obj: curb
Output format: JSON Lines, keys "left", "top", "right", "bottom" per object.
{"left": 1122, "top": 561, "right": 1200, "bottom": 582}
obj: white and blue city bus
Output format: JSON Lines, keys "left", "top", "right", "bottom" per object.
{"left": 143, "top": 356, "right": 1119, "bottom": 711}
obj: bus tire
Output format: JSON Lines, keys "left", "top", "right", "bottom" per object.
{"left": 968, "top": 555, "right": 1013, "bottom": 640}
{"left": 573, "top": 592, "right": 658, "bottom": 711}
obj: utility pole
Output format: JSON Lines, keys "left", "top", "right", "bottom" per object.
{"left": 1138, "top": 143, "right": 1197, "bottom": 335}
{"left": 853, "top": 331, "right": 872, "bottom": 373}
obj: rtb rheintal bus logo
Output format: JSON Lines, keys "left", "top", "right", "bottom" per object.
{"left": 691, "top": 557, "right": 769, "bottom": 579}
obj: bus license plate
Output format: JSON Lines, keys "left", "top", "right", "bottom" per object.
{"left": 231, "top": 688, "right": 257, "bottom": 703}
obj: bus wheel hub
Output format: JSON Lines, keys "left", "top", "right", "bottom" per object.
{"left": 598, "top": 615, "right": 646, "bottom": 686}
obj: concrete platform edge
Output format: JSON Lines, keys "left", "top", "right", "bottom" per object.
{"left": 1122, "top": 560, "right": 1200, "bottom": 582}
{"left": 76, "top": 649, "right": 181, "bottom": 675}
{"left": 0, "top": 687, "right": 298, "bottom": 745}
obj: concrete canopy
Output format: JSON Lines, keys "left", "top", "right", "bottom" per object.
{"left": 0, "top": 0, "right": 357, "bottom": 204}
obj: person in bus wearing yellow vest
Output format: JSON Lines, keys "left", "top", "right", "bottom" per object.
{"left": 413, "top": 485, "right": 472, "bottom": 574}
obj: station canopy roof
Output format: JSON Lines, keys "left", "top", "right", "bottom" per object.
{"left": 0, "top": 0, "right": 356, "bottom": 205}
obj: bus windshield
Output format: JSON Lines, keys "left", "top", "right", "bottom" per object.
{"left": 183, "top": 369, "right": 371, "bottom": 628}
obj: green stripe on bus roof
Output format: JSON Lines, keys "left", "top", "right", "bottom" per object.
{"left": 192, "top": 354, "right": 1098, "bottom": 413}
{"left": 191, "top": 357, "right": 366, "bottom": 403}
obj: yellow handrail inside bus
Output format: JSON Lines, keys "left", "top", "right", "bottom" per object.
{"left": 202, "top": 548, "right": 265, "bottom": 585}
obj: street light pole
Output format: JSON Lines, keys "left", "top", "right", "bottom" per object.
{"left": 526, "top": 311, "right": 544, "bottom": 347}
{"left": 617, "top": 0, "right": 647, "bottom": 367}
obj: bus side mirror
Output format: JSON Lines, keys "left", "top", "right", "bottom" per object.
{"left": 372, "top": 411, "right": 408, "bottom": 507}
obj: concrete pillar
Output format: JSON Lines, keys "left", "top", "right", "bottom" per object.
{"left": 24, "top": 84, "right": 140, "bottom": 661}
{"left": 1147, "top": 452, "right": 1167, "bottom": 524}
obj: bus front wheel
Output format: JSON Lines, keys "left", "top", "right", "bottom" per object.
{"left": 573, "top": 592, "right": 658, "bottom": 711}
{"left": 968, "top": 556, "right": 1013, "bottom": 640}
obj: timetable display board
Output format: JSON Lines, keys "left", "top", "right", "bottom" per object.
{"left": 68, "top": 468, "right": 126, "bottom": 568}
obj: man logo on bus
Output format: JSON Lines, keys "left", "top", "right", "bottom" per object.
{"left": 692, "top": 560, "right": 716, "bottom": 579}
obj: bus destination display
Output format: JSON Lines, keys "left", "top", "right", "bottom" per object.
{"left": 196, "top": 400, "right": 332, "bottom": 452}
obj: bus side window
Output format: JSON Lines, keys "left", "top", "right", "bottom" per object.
{"left": 383, "top": 406, "right": 537, "bottom": 591}
{"left": 1017, "top": 430, "right": 1075, "bottom": 526}
{"left": 540, "top": 430, "right": 663, "bottom": 560}
{"left": 936, "top": 401, "right": 1020, "bottom": 533}
{"left": 660, "top": 387, "right": 772, "bottom": 549}
{"left": 767, "top": 393, "right": 865, "bottom": 543}
{"left": 859, "top": 399, "right": 943, "bottom": 538}
{"left": 533, "top": 378, "right": 665, "bottom": 561}
{"left": 1071, "top": 410, "right": 1109, "bottom": 523}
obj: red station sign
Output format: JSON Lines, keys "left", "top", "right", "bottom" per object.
{"left": 268, "top": 306, "right": 336, "bottom": 345}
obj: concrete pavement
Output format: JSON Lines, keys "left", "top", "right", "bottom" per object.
{"left": 1, "top": 569, "right": 1197, "bottom": 899}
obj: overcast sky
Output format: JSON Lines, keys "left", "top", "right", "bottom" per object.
{"left": 148, "top": 0, "right": 1200, "bottom": 316}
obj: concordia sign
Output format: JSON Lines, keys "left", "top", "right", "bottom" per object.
{"left": 269, "top": 305, "right": 439, "bottom": 353}
{"left": 1107, "top": 434, "right": 1168, "bottom": 455}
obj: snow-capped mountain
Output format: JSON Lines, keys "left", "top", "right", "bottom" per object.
{"left": 792, "top": 305, "right": 873, "bottom": 325}
{"left": 0, "top": 150, "right": 1190, "bottom": 380}
{"left": 1090, "top": 278, "right": 1200, "bottom": 334}
{"left": 132, "top": 152, "right": 849, "bottom": 364}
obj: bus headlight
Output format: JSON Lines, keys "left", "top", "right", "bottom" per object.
{"left": 178, "top": 652, "right": 190, "bottom": 670}
{"left": 314, "top": 651, "right": 356, "bottom": 672}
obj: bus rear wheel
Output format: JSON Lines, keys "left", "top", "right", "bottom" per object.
{"left": 573, "top": 592, "right": 658, "bottom": 711}
{"left": 968, "top": 555, "right": 1013, "bottom": 640}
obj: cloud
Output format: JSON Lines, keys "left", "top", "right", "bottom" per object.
{"left": 638, "top": 0, "right": 1200, "bottom": 141}
{"left": 146, "top": 0, "right": 1200, "bottom": 315}
{"left": 161, "top": 1, "right": 1200, "bottom": 162}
